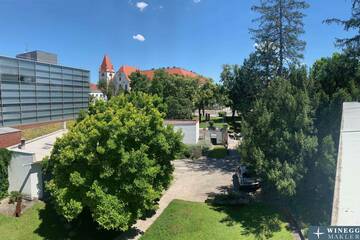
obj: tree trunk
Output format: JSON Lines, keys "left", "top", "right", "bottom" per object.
{"left": 15, "top": 199, "right": 22, "bottom": 217}
{"left": 198, "top": 108, "right": 202, "bottom": 122}
{"left": 232, "top": 109, "right": 235, "bottom": 122}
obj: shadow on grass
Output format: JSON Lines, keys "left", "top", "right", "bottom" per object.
{"left": 34, "top": 203, "right": 121, "bottom": 240}
{"left": 207, "top": 146, "right": 228, "bottom": 159}
{"left": 210, "top": 203, "right": 284, "bottom": 240}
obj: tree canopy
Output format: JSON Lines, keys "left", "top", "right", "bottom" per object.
{"left": 250, "top": 0, "right": 309, "bottom": 76}
{"left": 45, "top": 92, "right": 183, "bottom": 231}
{"left": 240, "top": 69, "right": 317, "bottom": 197}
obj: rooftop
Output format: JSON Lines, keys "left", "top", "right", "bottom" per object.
{"left": 100, "top": 55, "right": 115, "bottom": 72}
{"left": 9, "top": 130, "right": 66, "bottom": 163}
{"left": 90, "top": 83, "right": 102, "bottom": 93}
{"left": 332, "top": 102, "right": 360, "bottom": 225}
{"left": 118, "top": 65, "right": 208, "bottom": 83}
{"left": 0, "top": 127, "right": 21, "bottom": 135}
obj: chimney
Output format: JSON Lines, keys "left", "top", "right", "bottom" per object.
{"left": 18, "top": 139, "right": 26, "bottom": 149}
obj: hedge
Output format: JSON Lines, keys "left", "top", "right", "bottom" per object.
{"left": 0, "top": 149, "right": 11, "bottom": 199}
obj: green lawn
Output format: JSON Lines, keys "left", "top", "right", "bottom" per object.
{"left": 199, "top": 117, "right": 227, "bottom": 129}
{"left": 207, "top": 146, "right": 228, "bottom": 159}
{"left": 22, "top": 120, "right": 75, "bottom": 140}
{"left": 141, "top": 199, "right": 293, "bottom": 240}
{"left": 0, "top": 201, "right": 119, "bottom": 240}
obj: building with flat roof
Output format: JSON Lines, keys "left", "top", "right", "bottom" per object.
{"left": 16, "top": 50, "right": 58, "bottom": 65}
{"left": 0, "top": 52, "right": 90, "bottom": 127}
{"left": 332, "top": 102, "right": 360, "bottom": 225}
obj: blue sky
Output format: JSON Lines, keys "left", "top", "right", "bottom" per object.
{"left": 0, "top": 0, "right": 354, "bottom": 83}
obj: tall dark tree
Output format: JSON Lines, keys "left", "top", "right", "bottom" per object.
{"left": 220, "top": 53, "right": 265, "bottom": 119}
{"left": 250, "top": 0, "right": 309, "bottom": 76}
{"left": 325, "top": 0, "right": 360, "bottom": 55}
{"left": 240, "top": 69, "right": 317, "bottom": 197}
{"left": 129, "top": 71, "right": 150, "bottom": 92}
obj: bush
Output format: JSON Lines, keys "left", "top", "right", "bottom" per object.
{"left": 208, "top": 120, "right": 215, "bottom": 129}
{"left": 8, "top": 191, "right": 22, "bottom": 204}
{"left": 182, "top": 143, "right": 211, "bottom": 159}
{"left": 218, "top": 111, "right": 227, "bottom": 118}
{"left": 0, "top": 149, "right": 11, "bottom": 199}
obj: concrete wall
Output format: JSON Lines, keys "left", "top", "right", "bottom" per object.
{"left": 168, "top": 122, "right": 199, "bottom": 145}
{"left": 7, "top": 150, "right": 43, "bottom": 200}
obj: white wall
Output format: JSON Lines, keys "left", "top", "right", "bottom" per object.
{"left": 169, "top": 122, "right": 199, "bottom": 145}
{"left": 8, "top": 150, "right": 43, "bottom": 200}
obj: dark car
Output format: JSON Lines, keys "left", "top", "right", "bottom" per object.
{"left": 236, "top": 165, "right": 261, "bottom": 191}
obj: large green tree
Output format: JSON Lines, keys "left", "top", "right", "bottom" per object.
{"left": 195, "top": 81, "right": 217, "bottom": 121}
{"left": 311, "top": 53, "right": 360, "bottom": 142}
{"left": 129, "top": 71, "right": 150, "bottom": 92}
{"left": 129, "top": 69, "right": 200, "bottom": 120}
{"left": 326, "top": 0, "right": 360, "bottom": 55}
{"left": 45, "top": 92, "right": 182, "bottom": 231}
{"left": 250, "top": 0, "right": 309, "bottom": 76}
{"left": 221, "top": 53, "right": 264, "bottom": 118}
{"left": 240, "top": 69, "right": 317, "bottom": 197}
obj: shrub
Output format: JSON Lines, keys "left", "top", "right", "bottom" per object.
{"left": 0, "top": 149, "right": 11, "bottom": 199}
{"left": 218, "top": 111, "right": 227, "bottom": 118}
{"left": 208, "top": 120, "right": 215, "bottom": 129}
{"left": 8, "top": 191, "right": 22, "bottom": 204}
{"left": 182, "top": 142, "right": 211, "bottom": 159}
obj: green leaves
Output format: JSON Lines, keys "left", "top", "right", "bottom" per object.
{"left": 240, "top": 72, "right": 317, "bottom": 197}
{"left": 45, "top": 92, "right": 182, "bottom": 231}
{"left": 0, "top": 149, "right": 11, "bottom": 199}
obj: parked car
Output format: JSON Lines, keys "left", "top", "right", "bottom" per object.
{"left": 236, "top": 165, "right": 261, "bottom": 191}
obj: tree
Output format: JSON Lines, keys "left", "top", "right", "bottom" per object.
{"left": 98, "top": 79, "right": 116, "bottom": 100}
{"left": 311, "top": 53, "right": 360, "bottom": 142}
{"left": 250, "top": 0, "right": 309, "bottom": 76}
{"left": 129, "top": 71, "right": 150, "bottom": 92}
{"left": 325, "top": 0, "right": 360, "bottom": 55}
{"left": 45, "top": 92, "right": 183, "bottom": 231}
{"left": 0, "top": 149, "right": 11, "bottom": 199}
{"left": 221, "top": 64, "right": 238, "bottom": 119}
{"left": 220, "top": 53, "right": 264, "bottom": 119}
{"left": 240, "top": 71, "right": 317, "bottom": 197}
{"left": 195, "top": 81, "right": 217, "bottom": 121}
{"left": 131, "top": 69, "right": 199, "bottom": 120}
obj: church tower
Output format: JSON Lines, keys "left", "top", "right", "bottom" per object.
{"left": 99, "top": 55, "right": 115, "bottom": 84}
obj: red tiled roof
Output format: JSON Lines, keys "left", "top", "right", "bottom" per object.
{"left": 90, "top": 83, "right": 101, "bottom": 92}
{"left": 118, "top": 66, "right": 208, "bottom": 83}
{"left": 100, "top": 55, "right": 114, "bottom": 72}
{"left": 119, "top": 65, "right": 139, "bottom": 80}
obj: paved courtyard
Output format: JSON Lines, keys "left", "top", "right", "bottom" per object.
{"left": 118, "top": 154, "right": 238, "bottom": 240}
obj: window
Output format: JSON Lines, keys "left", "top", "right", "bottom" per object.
{"left": 102, "top": 73, "right": 105, "bottom": 77}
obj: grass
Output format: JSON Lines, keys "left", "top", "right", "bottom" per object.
{"left": 0, "top": 201, "right": 119, "bottom": 240}
{"left": 21, "top": 120, "right": 75, "bottom": 140}
{"left": 199, "top": 117, "right": 227, "bottom": 129}
{"left": 207, "top": 146, "right": 228, "bottom": 159}
{"left": 141, "top": 199, "right": 293, "bottom": 240}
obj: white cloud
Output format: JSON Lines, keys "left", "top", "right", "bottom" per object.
{"left": 136, "top": 1, "right": 149, "bottom": 11}
{"left": 193, "top": 0, "right": 201, "bottom": 3}
{"left": 133, "top": 34, "right": 146, "bottom": 42}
